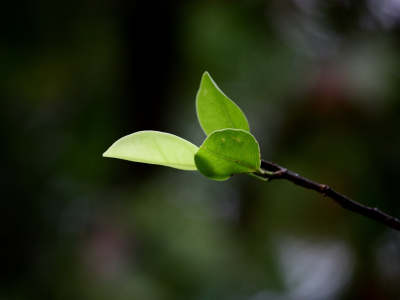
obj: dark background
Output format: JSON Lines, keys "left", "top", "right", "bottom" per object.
{"left": 2, "top": 0, "right": 400, "bottom": 299}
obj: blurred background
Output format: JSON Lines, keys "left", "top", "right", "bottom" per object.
{"left": 2, "top": 0, "right": 400, "bottom": 299}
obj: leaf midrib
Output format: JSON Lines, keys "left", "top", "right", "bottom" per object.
{"left": 204, "top": 94, "right": 234, "bottom": 128}
{"left": 200, "top": 146, "right": 257, "bottom": 171}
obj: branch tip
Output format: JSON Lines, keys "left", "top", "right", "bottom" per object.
{"left": 260, "top": 159, "right": 400, "bottom": 232}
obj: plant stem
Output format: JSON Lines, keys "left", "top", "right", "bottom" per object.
{"left": 258, "top": 159, "right": 400, "bottom": 232}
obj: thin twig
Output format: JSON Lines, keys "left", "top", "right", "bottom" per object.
{"left": 259, "top": 159, "right": 400, "bottom": 232}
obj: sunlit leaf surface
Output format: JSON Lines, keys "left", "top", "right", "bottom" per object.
{"left": 194, "top": 129, "right": 260, "bottom": 180}
{"left": 103, "top": 131, "right": 199, "bottom": 170}
{"left": 196, "top": 72, "right": 250, "bottom": 135}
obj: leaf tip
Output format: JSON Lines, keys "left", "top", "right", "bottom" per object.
{"left": 102, "top": 149, "right": 111, "bottom": 158}
{"left": 202, "top": 71, "right": 212, "bottom": 81}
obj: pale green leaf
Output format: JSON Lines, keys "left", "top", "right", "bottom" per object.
{"left": 194, "top": 129, "right": 260, "bottom": 181}
{"left": 196, "top": 72, "right": 250, "bottom": 136}
{"left": 103, "top": 131, "right": 199, "bottom": 171}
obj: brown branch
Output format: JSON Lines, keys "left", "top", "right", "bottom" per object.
{"left": 260, "top": 159, "right": 400, "bottom": 232}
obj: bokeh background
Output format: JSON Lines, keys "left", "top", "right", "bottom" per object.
{"left": 2, "top": 0, "right": 400, "bottom": 299}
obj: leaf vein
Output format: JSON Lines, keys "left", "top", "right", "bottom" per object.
{"left": 152, "top": 137, "right": 170, "bottom": 164}
{"left": 203, "top": 95, "right": 234, "bottom": 128}
{"left": 199, "top": 107, "right": 231, "bottom": 123}
{"left": 201, "top": 147, "right": 256, "bottom": 171}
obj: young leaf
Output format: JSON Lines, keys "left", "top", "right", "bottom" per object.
{"left": 196, "top": 72, "right": 250, "bottom": 136}
{"left": 103, "top": 131, "right": 199, "bottom": 171}
{"left": 194, "top": 129, "right": 261, "bottom": 181}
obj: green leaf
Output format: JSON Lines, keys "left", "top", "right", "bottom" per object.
{"left": 103, "top": 131, "right": 199, "bottom": 171}
{"left": 196, "top": 72, "right": 250, "bottom": 136}
{"left": 194, "top": 129, "right": 260, "bottom": 181}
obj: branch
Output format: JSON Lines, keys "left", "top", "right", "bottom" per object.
{"left": 259, "top": 159, "right": 400, "bottom": 232}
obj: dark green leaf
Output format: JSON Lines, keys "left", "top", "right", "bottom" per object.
{"left": 194, "top": 129, "right": 260, "bottom": 180}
